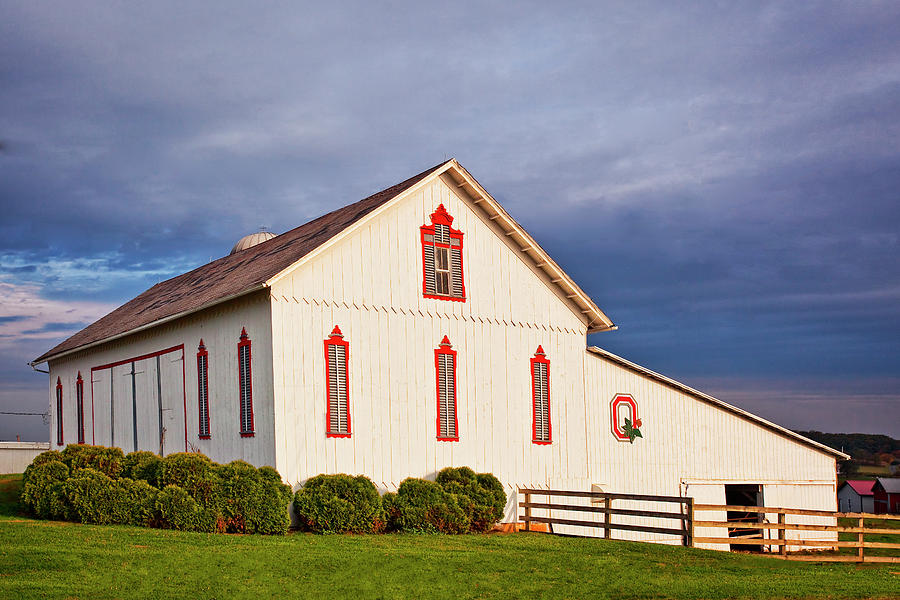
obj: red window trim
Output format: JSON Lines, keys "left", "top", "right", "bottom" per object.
{"left": 324, "top": 326, "right": 352, "bottom": 438}
{"left": 421, "top": 204, "right": 466, "bottom": 302}
{"left": 237, "top": 328, "right": 255, "bottom": 437}
{"left": 75, "top": 372, "right": 85, "bottom": 444}
{"left": 55, "top": 377, "right": 63, "bottom": 446}
{"left": 434, "top": 335, "right": 459, "bottom": 442}
{"left": 197, "top": 340, "right": 211, "bottom": 439}
{"left": 530, "top": 346, "right": 552, "bottom": 445}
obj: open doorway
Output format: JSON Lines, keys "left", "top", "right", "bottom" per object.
{"left": 725, "top": 484, "right": 763, "bottom": 552}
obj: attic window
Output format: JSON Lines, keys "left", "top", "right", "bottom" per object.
{"left": 197, "top": 340, "right": 210, "bottom": 439}
{"left": 421, "top": 204, "right": 465, "bottom": 301}
{"left": 238, "top": 328, "right": 254, "bottom": 437}
{"left": 324, "top": 326, "right": 351, "bottom": 437}
{"left": 531, "top": 347, "right": 551, "bottom": 444}
{"left": 55, "top": 377, "right": 63, "bottom": 446}
{"left": 435, "top": 336, "right": 459, "bottom": 441}
{"left": 76, "top": 372, "right": 85, "bottom": 444}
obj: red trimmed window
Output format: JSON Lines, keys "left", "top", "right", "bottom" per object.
{"left": 55, "top": 377, "right": 63, "bottom": 446}
{"left": 237, "top": 328, "right": 254, "bottom": 437}
{"left": 435, "top": 336, "right": 459, "bottom": 441}
{"left": 324, "top": 326, "right": 351, "bottom": 437}
{"left": 75, "top": 372, "right": 85, "bottom": 444}
{"left": 531, "top": 346, "right": 551, "bottom": 444}
{"left": 197, "top": 340, "right": 210, "bottom": 439}
{"left": 421, "top": 204, "right": 465, "bottom": 301}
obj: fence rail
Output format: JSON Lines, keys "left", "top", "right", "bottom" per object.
{"left": 517, "top": 488, "right": 694, "bottom": 546}
{"left": 518, "top": 488, "right": 900, "bottom": 564}
{"left": 692, "top": 503, "right": 900, "bottom": 563}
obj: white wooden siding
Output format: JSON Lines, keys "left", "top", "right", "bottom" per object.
{"left": 583, "top": 350, "right": 838, "bottom": 548}
{"left": 48, "top": 292, "right": 275, "bottom": 467}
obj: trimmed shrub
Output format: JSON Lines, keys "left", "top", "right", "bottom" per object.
{"left": 27, "top": 449, "right": 64, "bottom": 469}
{"left": 64, "top": 468, "right": 123, "bottom": 524}
{"left": 436, "top": 467, "right": 506, "bottom": 532}
{"left": 384, "top": 477, "right": 469, "bottom": 534}
{"left": 259, "top": 466, "right": 293, "bottom": 504}
{"left": 118, "top": 478, "right": 158, "bottom": 527}
{"left": 217, "top": 461, "right": 291, "bottom": 535}
{"left": 60, "top": 445, "right": 126, "bottom": 479}
{"left": 160, "top": 452, "right": 223, "bottom": 530}
{"left": 21, "top": 459, "right": 71, "bottom": 520}
{"left": 123, "top": 451, "right": 163, "bottom": 488}
{"left": 155, "top": 485, "right": 202, "bottom": 531}
{"left": 293, "top": 474, "right": 383, "bottom": 533}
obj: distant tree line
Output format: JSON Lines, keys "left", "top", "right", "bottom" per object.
{"left": 795, "top": 430, "right": 900, "bottom": 477}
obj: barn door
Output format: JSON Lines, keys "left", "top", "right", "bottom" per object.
{"left": 157, "top": 351, "right": 186, "bottom": 456}
{"left": 89, "top": 346, "right": 186, "bottom": 455}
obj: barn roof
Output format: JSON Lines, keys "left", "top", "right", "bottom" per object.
{"left": 33, "top": 159, "right": 614, "bottom": 364}
{"left": 875, "top": 478, "right": 900, "bottom": 494}
{"left": 586, "top": 346, "right": 849, "bottom": 460}
{"left": 840, "top": 480, "right": 875, "bottom": 496}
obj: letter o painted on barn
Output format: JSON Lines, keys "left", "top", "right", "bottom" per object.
{"left": 610, "top": 394, "right": 638, "bottom": 442}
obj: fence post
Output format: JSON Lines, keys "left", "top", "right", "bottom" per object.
{"left": 604, "top": 497, "right": 612, "bottom": 540}
{"left": 778, "top": 513, "right": 787, "bottom": 556}
{"left": 682, "top": 497, "right": 694, "bottom": 547}
{"left": 524, "top": 490, "right": 531, "bottom": 532}
{"left": 858, "top": 516, "right": 864, "bottom": 562}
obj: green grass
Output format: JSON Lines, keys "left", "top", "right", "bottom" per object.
{"left": 837, "top": 516, "right": 900, "bottom": 558}
{"left": 856, "top": 465, "right": 890, "bottom": 476}
{"left": 0, "top": 475, "right": 897, "bottom": 599}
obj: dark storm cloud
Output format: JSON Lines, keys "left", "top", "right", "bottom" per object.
{"left": 0, "top": 1, "right": 898, "bottom": 439}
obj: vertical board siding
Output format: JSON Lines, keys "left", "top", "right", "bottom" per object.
{"left": 268, "top": 175, "right": 837, "bottom": 548}
{"left": 583, "top": 351, "right": 837, "bottom": 547}
{"left": 47, "top": 293, "right": 275, "bottom": 468}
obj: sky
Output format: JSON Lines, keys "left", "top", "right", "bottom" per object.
{"left": 1, "top": 1, "right": 898, "bottom": 442}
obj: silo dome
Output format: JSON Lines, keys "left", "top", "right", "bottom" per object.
{"left": 230, "top": 230, "right": 277, "bottom": 255}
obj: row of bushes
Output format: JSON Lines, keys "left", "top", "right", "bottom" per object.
{"left": 21, "top": 445, "right": 292, "bottom": 534}
{"left": 22, "top": 446, "right": 508, "bottom": 536}
{"left": 293, "top": 467, "right": 507, "bottom": 534}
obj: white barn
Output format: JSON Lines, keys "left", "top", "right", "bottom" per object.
{"left": 32, "top": 159, "right": 845, "bottom": 548}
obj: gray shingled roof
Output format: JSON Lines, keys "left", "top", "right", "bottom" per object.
{"left": 876, "top": 477, "right": 900, "bottom": 494}
{"left": 34, "top": 160, "right": 449, "bottom": 364}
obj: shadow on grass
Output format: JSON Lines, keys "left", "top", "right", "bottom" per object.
{"left": 0, "top": 474, "right": 24, "bottom": 517}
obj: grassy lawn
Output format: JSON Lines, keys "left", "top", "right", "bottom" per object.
{"left": 1, "top": 475, "right": 897, "bottom": 599}
{"left": 837, "top": 516, "right": 900, "bottom": 559}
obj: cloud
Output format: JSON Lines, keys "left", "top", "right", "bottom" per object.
{"left": 0, "top": 2, "right": 898, "bottom": 435}
{"left": 0, "top": 277, "right": 115, "bottom": 351}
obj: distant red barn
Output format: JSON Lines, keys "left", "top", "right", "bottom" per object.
{"left": 872, "top": 478, "right": 900, "bottom": 514}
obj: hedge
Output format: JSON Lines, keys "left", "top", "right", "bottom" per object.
{"left": 382, "top": 468, "right": 507, "bottom": 534}
{"left": 293, "top": 474, "right": 383, "bottom": 533}
{"left": 20, "top": 446, "right": 291, "bottom": 535}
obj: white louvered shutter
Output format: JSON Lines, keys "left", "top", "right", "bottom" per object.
{"left": 327, "top": 343, "right": 349, "bottom": 434}
{"left": 198, "top": 354, "right": 209, "bottom": 437}
{"left": 533, "top": 361, "right": 549, "bottom": 442}
{"left": 76, "top": 380, "right": 84, "bottom": 443}
{"left": 239, "top": 344, "right": 253, "bottom": 433}
{"left": 423, "top": 241, "right": 436, "bottom": 295}
{"left": 438, "top": 353, "right": 457, "bottom": 438}
{"left": 450, "top": 246, "right": 463, "bottom": 298}
{"left": 56, "top": 386, "right": 63, "bottom": 445}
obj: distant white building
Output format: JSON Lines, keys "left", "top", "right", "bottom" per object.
{"left": 837, "top": 480, "right": 875, "bottom": 513}
{"left": 32, "top": 159, "right": 846, "bottom": 548}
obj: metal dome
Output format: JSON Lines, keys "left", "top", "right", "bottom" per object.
{"left": 230, "top": 230, "right": 277, "bottom": 255}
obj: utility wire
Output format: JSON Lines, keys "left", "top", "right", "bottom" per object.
{"left": 0, "top": 411, "right": 47, "bottom": 416}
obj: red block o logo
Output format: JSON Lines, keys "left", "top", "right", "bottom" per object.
{"left": 610, "top": 394, "right": 638, "bottom": 441}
